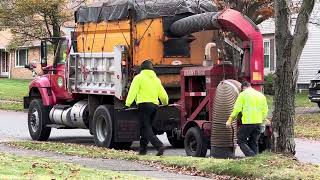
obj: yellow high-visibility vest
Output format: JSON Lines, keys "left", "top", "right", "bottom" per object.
{"left": 230, "top": 88, "right": 268, "bottom": 124}
{"left": 125, "top": 70, "right": 169, "bottom": 107}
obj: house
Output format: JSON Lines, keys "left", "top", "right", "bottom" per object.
{"left": 0, "top": 26, "right": 74, "bottom": 79}
{"left": 258, "top": 1, "right": 320, "bottom": 90}
{"left": 0, "top": 30, "right": 42, "bottom": 79}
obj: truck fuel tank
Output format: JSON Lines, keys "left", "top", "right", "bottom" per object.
{"left": 49, "top": 101, "right": 89, "bottom": 129}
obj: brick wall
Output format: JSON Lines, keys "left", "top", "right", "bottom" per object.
{"left": 10, "top": 47, "right": 53, "bottom": 79}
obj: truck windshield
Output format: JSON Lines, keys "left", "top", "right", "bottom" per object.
{"left": 56, "top": 39, "right": 68, "bottom": 64}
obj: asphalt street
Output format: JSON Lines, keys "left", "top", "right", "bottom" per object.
{"left": 0, "top": 110, "right": 319, "bottom": 164}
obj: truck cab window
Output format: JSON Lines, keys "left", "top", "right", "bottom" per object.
{"left": 57, "top": 40, "right": 68, "bottom": 64}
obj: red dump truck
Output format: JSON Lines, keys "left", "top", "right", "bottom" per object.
{"left": 24, "top": 0, "right": 270, "bottom": 157}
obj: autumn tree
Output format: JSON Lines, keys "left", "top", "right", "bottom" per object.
{"left": 213, "top": 0, "right": 274, "bottom": 25}
{"left": 0, "top": 0, "right": 85, "bottom": 49}
{"left": 272, "top": 0, "right": 315, "bottom": 155}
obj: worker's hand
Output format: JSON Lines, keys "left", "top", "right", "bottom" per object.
{"left": 226, "top": 117, "right": 233, "bottom": 128}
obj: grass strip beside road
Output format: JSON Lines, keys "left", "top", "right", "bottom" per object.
{"left": 296, "top": 113, "right": 320, "bottom": 140}
{"left": 0, "top": 101, "right": 24, "bottom": 111}
{"left": 8, "top": 141, "right": 320, "bottom": 180}
{"left": 0, "top": 152, "right": 149, "bottom": 179}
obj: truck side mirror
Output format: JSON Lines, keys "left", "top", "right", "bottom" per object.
{"left": 40, "top": 40, "right": 48, "bottom": 67}
{"left": 318, "top": 70, "right": 320, "bottom": 74}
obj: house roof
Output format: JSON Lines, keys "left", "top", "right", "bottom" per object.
{"left": 0, "top": 30, "right": 12, "bottom": 49}
{"left": 257, "top": 18, "right": 275, "bottom": 34}
{"left": 0, "top": 30, "right": 41, "bottom": 49}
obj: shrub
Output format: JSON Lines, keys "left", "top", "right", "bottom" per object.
{"left": 264, "top": 74, "right": 274, "bottom": 95}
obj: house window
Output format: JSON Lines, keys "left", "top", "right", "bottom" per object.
{"left": 264, "top": 41, "right": 270, "bottom": 68}
{"left": 16, "top": 49, "right": 28, "bottom": 67}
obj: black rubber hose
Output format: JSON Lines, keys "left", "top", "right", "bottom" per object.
{"left": 169, "top": 12, "right": 221, "bottom": 37}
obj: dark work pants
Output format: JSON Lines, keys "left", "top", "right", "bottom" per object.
{"left": 138, "top": 103, "right": 163, "bottom": 150}
{"left": 237, "top": 124, "right": 261, "bottom": 157}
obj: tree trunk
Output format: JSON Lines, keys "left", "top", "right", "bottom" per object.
{"left": 272, "top": 0, "right": 315, "bottom": 155}
{"left": 272, "top": 40, "right": 296, "bottom": 155}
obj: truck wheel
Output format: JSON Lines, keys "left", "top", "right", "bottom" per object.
{"left": 93, "top": 105, "right": 113, "bottom": 148}
{"left": 166, "top": 131, "right": 184, "bottom": 148}
{"left": 28, "top": 99, "right": 51, "bottom": 141}
{"left": 184, "top": 127, "right": 207, "bottom": 157}
{"left": 317, "top": 103, "right": 320, "bottom": 108}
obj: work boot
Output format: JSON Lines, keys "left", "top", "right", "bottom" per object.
{"left": 156, "top": 146, "right": 166, "bottom": 156}
{"left": 138, "top": 148, "right": 147, "bottom": 155}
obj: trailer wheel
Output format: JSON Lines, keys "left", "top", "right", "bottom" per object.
{"left": 166, "top": 131, "right": 184, "bottom": 148}
{"left": 28, "top": 99, "right": 51, "bottom": 141}
{"left": 93, "top": 105, "right": 113, "bottom": 148}
{"left": 184, "top": 127, "right": 207, "bottom": 157}
{"left": 259, "top": 135, "right": 271, "bottom": 153}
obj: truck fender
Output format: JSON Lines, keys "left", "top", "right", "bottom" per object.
{"left": 28, "top": 77, "right": 56, "bottom": 106}
{"left": 182, "top": 120, "right": 212, "bottom": 137}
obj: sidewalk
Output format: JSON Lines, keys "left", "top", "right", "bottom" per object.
{"left": 0, "top": 143, "right": 210, "bottom": 180}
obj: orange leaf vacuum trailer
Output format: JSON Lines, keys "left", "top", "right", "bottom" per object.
{"left": 23, "top": 0, "right": 270, "bottom": 157}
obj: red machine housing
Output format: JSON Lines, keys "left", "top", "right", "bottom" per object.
{"left": 178, "top": 9, "right": 264, "bottom": 141}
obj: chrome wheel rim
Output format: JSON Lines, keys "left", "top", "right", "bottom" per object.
{"left": 96, "top": 115, "right": 108, "bottom": 142}
{"left": 30, "top": 109, "right": 40, "bottom": 132}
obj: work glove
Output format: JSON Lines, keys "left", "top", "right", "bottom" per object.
{"left": 260, "top": 124, "right": 266, "bottom": 133}
{"left": 226, "top": 117, "right": 233, "bottom": 128}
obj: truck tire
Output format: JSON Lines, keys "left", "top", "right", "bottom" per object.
{"left": 184, "top": 127, "right": 207, "bottom": 157}
{"left": 166, "top": 131, "right": 184, "bottom": 148}
{"left": 93, "top": 105, "right": 113, "bottom": 148}
{"left": 28, "top": 99, "right": 51, "bottom": 141}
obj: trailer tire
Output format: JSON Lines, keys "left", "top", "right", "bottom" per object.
{"left": 167, "top": 131, "right": 184, "bottom": 148}
{"left": 184, "top": 127, "right": 207, "bottom": 157}
{"left": 28, "top": 99, "right": 51, "bottom": 141}
{"left": 93, "top": 105, "right": 113, "bottom": 148}
{"left": 259, "top": 135, "right": 271, "bottom": 153}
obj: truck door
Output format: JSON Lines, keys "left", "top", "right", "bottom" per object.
{"left": 50, "top": 38, "right": 72, "bottom": 100}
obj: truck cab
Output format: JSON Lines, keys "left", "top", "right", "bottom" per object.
{"left": 308, "top": 70, "right": 320, "bottom": 107}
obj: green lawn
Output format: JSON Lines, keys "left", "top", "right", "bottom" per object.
{"left": 0, "top": 79, "right": 30, "bottom": 111}
{"left": 266, "top": 92, "right": 314, "bottom": 108}
{"left": 0, "top": 78, "right": 29, "bottom": 101}
{"left": 8, "top": 141, "right": 320, "bottom": 180}
{"left": 0, "top": 152, "right": 149, "bottom": 179}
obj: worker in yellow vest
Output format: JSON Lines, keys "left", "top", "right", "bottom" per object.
{"left": 126, "top": 60, "right": 169, "bottom": 156}
{"left": 226, "top": 81, "right": 268, "bottom": 156}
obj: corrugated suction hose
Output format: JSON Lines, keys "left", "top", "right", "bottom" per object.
{"left": 210, "top": 80, "right": 241, "bottom": 158}
{"left": 169, "top": 12, "right": 221, "bottom": 37}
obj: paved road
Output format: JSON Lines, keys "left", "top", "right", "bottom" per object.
{"left": 0, "top": 110, "right": 320, "bottom": 164}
